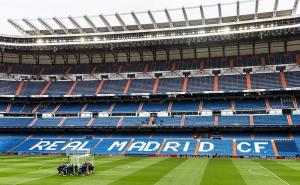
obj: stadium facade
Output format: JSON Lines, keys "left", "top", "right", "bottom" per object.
{"left": 0, "top": 0, "right": 299, "bottom": 158}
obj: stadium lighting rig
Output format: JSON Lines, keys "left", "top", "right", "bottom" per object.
{"left": 1, "top": 0, "right": 300, "bottom": 50}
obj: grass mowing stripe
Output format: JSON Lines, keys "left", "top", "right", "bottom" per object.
{"left": 61, "top": 157, "right": 164, "bottom": 185}
{"left": 0, "top": 163, "right": 59, "bottom": 185}
{"left": 109, "top": 158, "right": 187, "bottom": 185}
{"left": 253, "top": 160, "right": 300, "bottom": 185}
{"left": 232, "top": 159, "right": 287, "bottom": 185}
{"left": 155, "top": 158, "right": 209, "bottom": 185}
{"left": 200, "top": 159, "right": 247, "bottom": 185}
{"left": 19, "top": 157, "right": 145, "bottom": 185}
{"left": 275, "top": 160, "right": 300, "bottom": 172}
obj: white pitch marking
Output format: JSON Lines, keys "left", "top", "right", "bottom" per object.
{"left": 248, "top": 168, "right": 271, "bottom": 177}
{"left": 255, "top": 161, "right": 291, "bottom": 185}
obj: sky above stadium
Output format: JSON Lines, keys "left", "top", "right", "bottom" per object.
{"left": 0, "top": 0, "right": 299, "bottom": 35}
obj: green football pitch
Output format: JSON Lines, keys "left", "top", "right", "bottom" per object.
{"left": 0, "top": 156, "right": 299, "bottom": 185}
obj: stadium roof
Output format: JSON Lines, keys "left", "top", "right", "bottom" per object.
{"left": 8, "top": 0, "right": 300, "bottom": 36}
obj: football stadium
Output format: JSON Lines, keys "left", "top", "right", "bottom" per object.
{"left": 0, "top": 0, "right": 300, "bottom": 184}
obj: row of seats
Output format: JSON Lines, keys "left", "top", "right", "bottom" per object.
{"left": 0, "top": 98, "right": 297, "bottom": 113}
{"left": 0, "top": 52, "right": 298, "bottom": 75}
{"left": 1, "top": 132, "right": 297, "bottom": 140}
{"left": 1, "top": 71, "right": 299, "bottom": 96}
{"left": 3, "top": 137, "right": 299, "bottom": 157}
{"left": 0, "top": 115, "right": 299, "bottom": 128}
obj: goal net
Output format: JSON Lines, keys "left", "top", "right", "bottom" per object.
{"left": 66, "top": 150, "right": 94, "bottom": 166}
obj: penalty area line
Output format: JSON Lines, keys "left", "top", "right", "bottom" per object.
{"left": 254, "top": 161, "right": 290, "bottom": 185}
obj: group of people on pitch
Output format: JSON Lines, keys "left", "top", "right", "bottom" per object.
{"left": 57, "top": 162, "right": 94, "bottom": 176}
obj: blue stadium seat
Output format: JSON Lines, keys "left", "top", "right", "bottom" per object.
{"left": 99, "top": 80, "right": 127, "bottom": 94}
{"left": 171, "top": 101, "right": 199, "bottom": 112}
{"left": 128, "top": 79, "right": 155, "bottom": 94}
{"left": 218, "top": 75, "right": 246, "bottom": 91}
{"left": 32, "top": 118, "right": 61, "bottom": 127}
{"left": 285, "top": 71, "right": 300, "bottom": 88}
{"left": 152, "top": 116, "right": 182, "bottom": 127}
{"left": 0, "top": 81, "right": 19, "bottom": 95}
{"left": 122, "top": 117, "right": 150, "bottom": 127}
{"left": 251, "top": 73, "right": 282, "bottom": 90}
{"left": 0, "top": 138, "right": 24, "bottom": 152}
{"left": 184, "top": 116, "right": 214, "bottom": 127}
{"left": 253, "top": 115, "right": 288, "bottom": 126}
{"left": 275, "top": 139, "right": 299, "bottom": 156}
{"left": 72, "top": 80, "right": 99, "bottom": 95}
{"left": 113, "top": 102, "right": 139, "bottom": 113}
{"left": 142, "top": 101, "right": 168, "bottom": 112}
{"left": 46, "top": 81, "right": 72, "bottom": 96}
{"left": 62, "top": 118, "right": 90, "bottom": 127}
{"left": 92, "top": 117, "right": 120, "bottom": 127}
{"left": 187, "top": 76, "right": 214, "bottom": 92}
{"left": 85, "top": 102, "right": 111, "bottom": 112}
{"left": 202, "top": 99, "right": 231, "bottom": 110}
{"left": 218, "top": 116, "right": 250, "bottom": 126}
{"left": 156, "top": 78, "right": 184, "bottom": 93}
{"left": 58, "top": 103, "right": 83, "bottom": 113}
{"left": 0, "top": 117, "right": 33, "bottom": 127}
{"left": 269, "top": 98, "right": 294, "bottom": 109}
{"left": 235, "top": 99, "right": 266, "bottom": 110}
{"left": 19, "top": 81, "right": 46, "bottom": 96}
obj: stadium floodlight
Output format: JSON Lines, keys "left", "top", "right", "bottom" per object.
{"left": 68, "top": 16, "right": 84, "bottom": 33}
{"left": 200, "top": 5, "right": 205, "bottom": 24}
{"left": 99, "top": 14, "right": 113, "bottom": 32}
{"left": 38, "top": 17, "right": 54, "bottom": 34}
{"left": 164, "top": 9, "right": 173, "bottom": 28}
{"left": 7, "top": 19, "right": 27, "bottom": 35}
{"left": 147, "top": 10, "right": 158, "bottom": 29}
{"left": 182, "top": 7, "right": 189, "bottom": 26}
{"left": 53, "top": 17, "right": 68, "bottom": 34}
{"left": 131, "top": 12, "right": 143, "bottom": 30}
{"left": 22, "top": 19, "right": 40, "bottom": 35}
{"left": 83, "top": 15, "right": 98, "bottom": 33}
{"left": 115, "top": 13, "right": 128, "bottom": 31}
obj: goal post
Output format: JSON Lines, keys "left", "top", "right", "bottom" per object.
{"left": 66, "top": 150, "right": 94, "bottom": 166}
